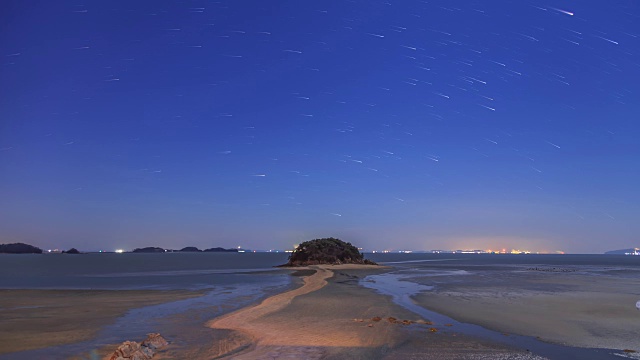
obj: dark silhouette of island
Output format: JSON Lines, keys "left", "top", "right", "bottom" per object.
{"left": 0, "top": 242, "right": 43, "bottom": 254}
{"left": 179, "top": 246, "right": 201, "bottom": 252}
{"left": 63, "top": 248, "right": 80, "bottom": 254}
{"left": 132, "top": 247, "right": 165, "bottom": 253}
{"left": 605, "top": 248, "right": 639, "bottom": 255}
{"left": 204, "top": 247, "right": 239, "bottom": 252}
{"left": 280, "top": 237, "right": 377, "bottom": 266}
{"left": 132, "top": 246, "right": 238, "bottom": 253}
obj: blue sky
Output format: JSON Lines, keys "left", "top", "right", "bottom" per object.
{"left": 1, "top": 0, "right": 638, "bottom": 253}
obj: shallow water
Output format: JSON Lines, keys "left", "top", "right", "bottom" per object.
{"left": 0, "top": 253, "right": 294, "bottom": 359}
{"left": 361, "top": 256, "right": 638, "bottom": 360}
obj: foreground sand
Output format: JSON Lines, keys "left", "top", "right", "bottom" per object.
{"left": 0, "top": 289, "right": 204, "bottom": 355}
{"left": 7, "top": 264, "right": 629, "bottom": 359}
{"left": 188, "top": 265, "right": 542, "bottom": 359}
{"left": 413, "top": 268, "right": 640, "bottom": 351}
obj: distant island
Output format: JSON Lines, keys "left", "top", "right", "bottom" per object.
{"left": 132, "top": 247, "right": 166, "bottom": 253}
{"left": 605, "top": 248, "right": 640, "bottom": 255}
{"left": 179, "top": 246, "right": 201, "bottom": 252}
{"left": 203, "top": 247, "right": 238, "bottom": 252}
{"left": 0, "top": 242, "right": 43, "bottom": 254}
{"left": 132, "top": 246, "right": 239, "bottom": 253}
{"left": 177, "top": 246, "right": 238, "bottom": 252}
{"left": 280, "top": 237, "right": 377, "bottom": 267}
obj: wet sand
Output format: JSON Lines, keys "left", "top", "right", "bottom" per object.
{"left": 0, "top": 289, "right": 204, "bottom": 355}
{"left": 413, "top": 269, "right": 640, "bottom": 351}
{"left": 196, "top": 265, "right": 542, "bottom": 359}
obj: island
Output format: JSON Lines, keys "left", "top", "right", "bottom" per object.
{"left": 179, "top": 246, "right": 201, "bottom": 252}
{"left": 203, "top": 247, "right": 239, "bottom": 252}
{"left": 280, "top": 237, "right": 377, "bottom": 266}
{"left": 0, "top": 242, "right": 43, "bottom": 254}
{"left": 132, "top": 247, "right": 165, "bottom": 253}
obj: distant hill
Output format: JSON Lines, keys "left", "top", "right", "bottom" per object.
{"left": 203, "top": 247, "right": 238, "bottom": 252}
{"left": 0, "top": 243, "right": 43, "bottom": 254}
{"left": 63, "top": 248, "right": 81, "bottom": 254}
{"left": 132, "top": 247, "right": 165, "bottom": 253}
{"left": 605, "top": 248, "right": 639, "bottom": 255}
{"left": 179, "top": 246, "right": 201, "bottom": 252}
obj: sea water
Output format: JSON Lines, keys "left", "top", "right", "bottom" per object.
{"left": 0, "top": 252, "right": 292, "bottom": 290}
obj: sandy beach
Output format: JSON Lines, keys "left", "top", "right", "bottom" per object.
{"left": 0, "top": 289, "right": 204, "bottom": 355}
{"left": 413, "top": 268, "right": 640, "bottom": 351}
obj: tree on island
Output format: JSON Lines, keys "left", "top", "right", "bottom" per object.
{"left": 281, "top": 237, "right": 377, "bottom": 266}
{"left": 0, "top": 243, "right": 43, "bottom": 254}
{"left": 63, "top": 248, "right": 80, "bottom": 254}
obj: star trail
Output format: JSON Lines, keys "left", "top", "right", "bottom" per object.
{"left": 0, "top": 0, "right": 638, "bottom": 252}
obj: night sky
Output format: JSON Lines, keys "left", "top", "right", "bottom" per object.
{"left": 1, "top": 1, "right": 638, "bottom": 253}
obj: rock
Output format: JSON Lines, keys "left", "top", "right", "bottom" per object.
{"left": 109, "top": 341, "right": 151, "bottom": 360}
{"left": 108, "top": 334, "right": 168, "bottom": 360}
{"left": 142, "top": 333, "right": 168, "bottom": 350}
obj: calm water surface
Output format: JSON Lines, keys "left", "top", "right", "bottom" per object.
{"left": 0, "top": 252, "right": 292, "bottom": 289}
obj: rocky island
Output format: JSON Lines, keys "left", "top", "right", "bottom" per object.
{"left": 280, "top": 237, "right": 377, "bottom": 266}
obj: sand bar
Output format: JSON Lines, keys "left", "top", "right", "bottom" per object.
{"left": 200, "top": 265, "right": 541, "bottom": 359}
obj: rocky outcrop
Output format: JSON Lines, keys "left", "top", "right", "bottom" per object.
{"left": 141, "top": 333, "right": 168, "bottom": 350}
{"left": 109, "top": 333, "right": 168, "bottom": 360}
